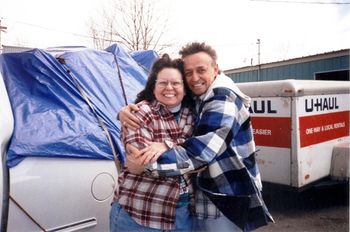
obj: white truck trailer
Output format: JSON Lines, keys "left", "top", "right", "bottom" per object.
{"left": 237, "top": 79, "right": 350, "bottom": 189}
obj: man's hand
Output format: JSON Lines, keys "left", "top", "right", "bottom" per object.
{"left": 125, "top": 143, "right": 144, "bottom": 174}
{"left": 125, "top": 154, "right": 144, "bottom": 174}
{"left": 118, "top": 104, "right": 141, "bottom": 130}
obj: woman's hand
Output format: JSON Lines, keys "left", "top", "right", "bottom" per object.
{"left": 126, "top": 142, "right": 168, "bottom": 165}
{"left": 139, "top": 142, "right": 168, "bottom": 164}
{"left": 118, "top": 104, "right": 141, "bottom": 130}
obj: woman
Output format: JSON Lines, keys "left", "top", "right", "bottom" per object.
{"left": 110, "top": 54, "right": 195, "bottom": 231}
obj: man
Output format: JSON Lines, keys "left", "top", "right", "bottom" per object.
{"left": 120, "top": 42, "right": 273, "bottom": 231}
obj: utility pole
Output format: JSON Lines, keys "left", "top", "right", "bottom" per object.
{"left": 257, "top": 38, "right": 261, "bottom": 82}
{"left": 0, "top": 19, "right": 8, "bottom": 53}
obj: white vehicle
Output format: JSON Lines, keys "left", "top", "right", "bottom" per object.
{"left": 0, "top": 44, "right": 156, "bottom": 231}
{"left": 0, "top": 70, "right": 118, "bottom": 231}
{"left": 237, "top": 79, "right": 350, "bottom": 189}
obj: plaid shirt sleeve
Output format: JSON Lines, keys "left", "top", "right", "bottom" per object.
{"left": 122, "top": 104, "right": 154, "bottom": 150}
{"left": 147, "top": 87, "right": 251, "bottom": 177}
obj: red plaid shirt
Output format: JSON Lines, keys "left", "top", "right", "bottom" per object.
{"left": 117, "top": 100, "right": 194, "bottom": 230}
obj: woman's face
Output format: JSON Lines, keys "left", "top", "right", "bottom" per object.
{"left": 153, "top": 68, "right": 185, "bottom": 108}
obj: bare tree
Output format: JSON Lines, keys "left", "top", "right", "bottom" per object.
{"left": 88, "top": 0, "right": 171, "bottom": 53}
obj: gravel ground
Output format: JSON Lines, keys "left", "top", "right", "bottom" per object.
{"left": 256, "top": 183, "right": 349, "bottom": 232}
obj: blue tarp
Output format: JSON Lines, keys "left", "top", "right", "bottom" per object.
{"left": 0, "top": 44, "right": 158, "bottom": 167}
{"left": 130, "top": 50, "right": 159, "bottom": 74}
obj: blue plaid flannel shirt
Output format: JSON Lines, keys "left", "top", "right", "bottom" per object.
{"left": 146, "top": 74, "right": 274, "bottom": 231}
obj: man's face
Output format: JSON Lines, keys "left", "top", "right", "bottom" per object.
{"left": 183, "top": 52, "right": 219, "bottom": 96}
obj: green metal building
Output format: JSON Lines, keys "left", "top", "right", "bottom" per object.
{"left": 224, "top": 49, "right": 349, "bottom": 83}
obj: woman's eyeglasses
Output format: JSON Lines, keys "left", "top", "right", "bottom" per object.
{"left": 156, "top": 80, "right": 183, "bottom": 88}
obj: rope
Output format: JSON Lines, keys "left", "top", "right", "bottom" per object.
{"left": 58, "top": 58, "right": 122, "bottom": 173}
{"left": 112, "top": 54, "right": 128, "bottom": 106}
{"left": 9, "top": 195, "right": 47, "bottom": 231}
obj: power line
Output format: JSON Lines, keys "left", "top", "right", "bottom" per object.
{"left": 2, "top": 18, "right": 134, "bottom": 46}
{"left": 12, "top": 20, "right": 93, "bottom": 39}
{"left": 1, "top": 17, "right": 93, "bottom": 40}
{"left": 250, "top": 0, "right": 350, "bottom": 4}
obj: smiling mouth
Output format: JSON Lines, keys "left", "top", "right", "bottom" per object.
{"left": 192, "top": 82, "right": 204, "bottom": 88}
{"left": 164, "top": 94, "right": 176, "bottom": 97}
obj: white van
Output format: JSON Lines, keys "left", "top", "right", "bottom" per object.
{"left": 0, "top": 44, "right": 155, "bottom": 231}
{"left": 1, "top": 70, "right": 118, "bottom": 231}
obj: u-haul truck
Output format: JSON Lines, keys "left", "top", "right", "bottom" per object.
{"left": 237, "top": 79, "right": 350, "bottom": 189}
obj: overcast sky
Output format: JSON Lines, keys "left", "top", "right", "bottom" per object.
{"left": 1, "top": 0, "right": 350, "bottom": 70}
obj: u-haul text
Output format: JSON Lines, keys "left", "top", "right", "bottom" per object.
{"left": 305, "top": 97, "right": 339, "bottom": 112}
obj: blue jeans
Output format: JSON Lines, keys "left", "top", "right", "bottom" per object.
{"left": 110, "top": 202, "right": 193, "bottom": 232}
{"left": 193, "top": 215, "right": 242, "bottom": 232}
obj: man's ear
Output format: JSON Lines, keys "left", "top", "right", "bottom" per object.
{"left": 213, "top": 63, "right": 219, "bottom": 75}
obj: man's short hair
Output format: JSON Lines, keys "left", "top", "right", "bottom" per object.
{"left": 179, "top": 42, "right": 217, "bottom": 63}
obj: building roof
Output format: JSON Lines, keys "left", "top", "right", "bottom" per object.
{"left": 225, "top": 49, "right": 350, "bottom": 74}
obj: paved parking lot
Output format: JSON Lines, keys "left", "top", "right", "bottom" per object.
{"left": 256, "top": 183, "right": 349, "bottom": 232}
